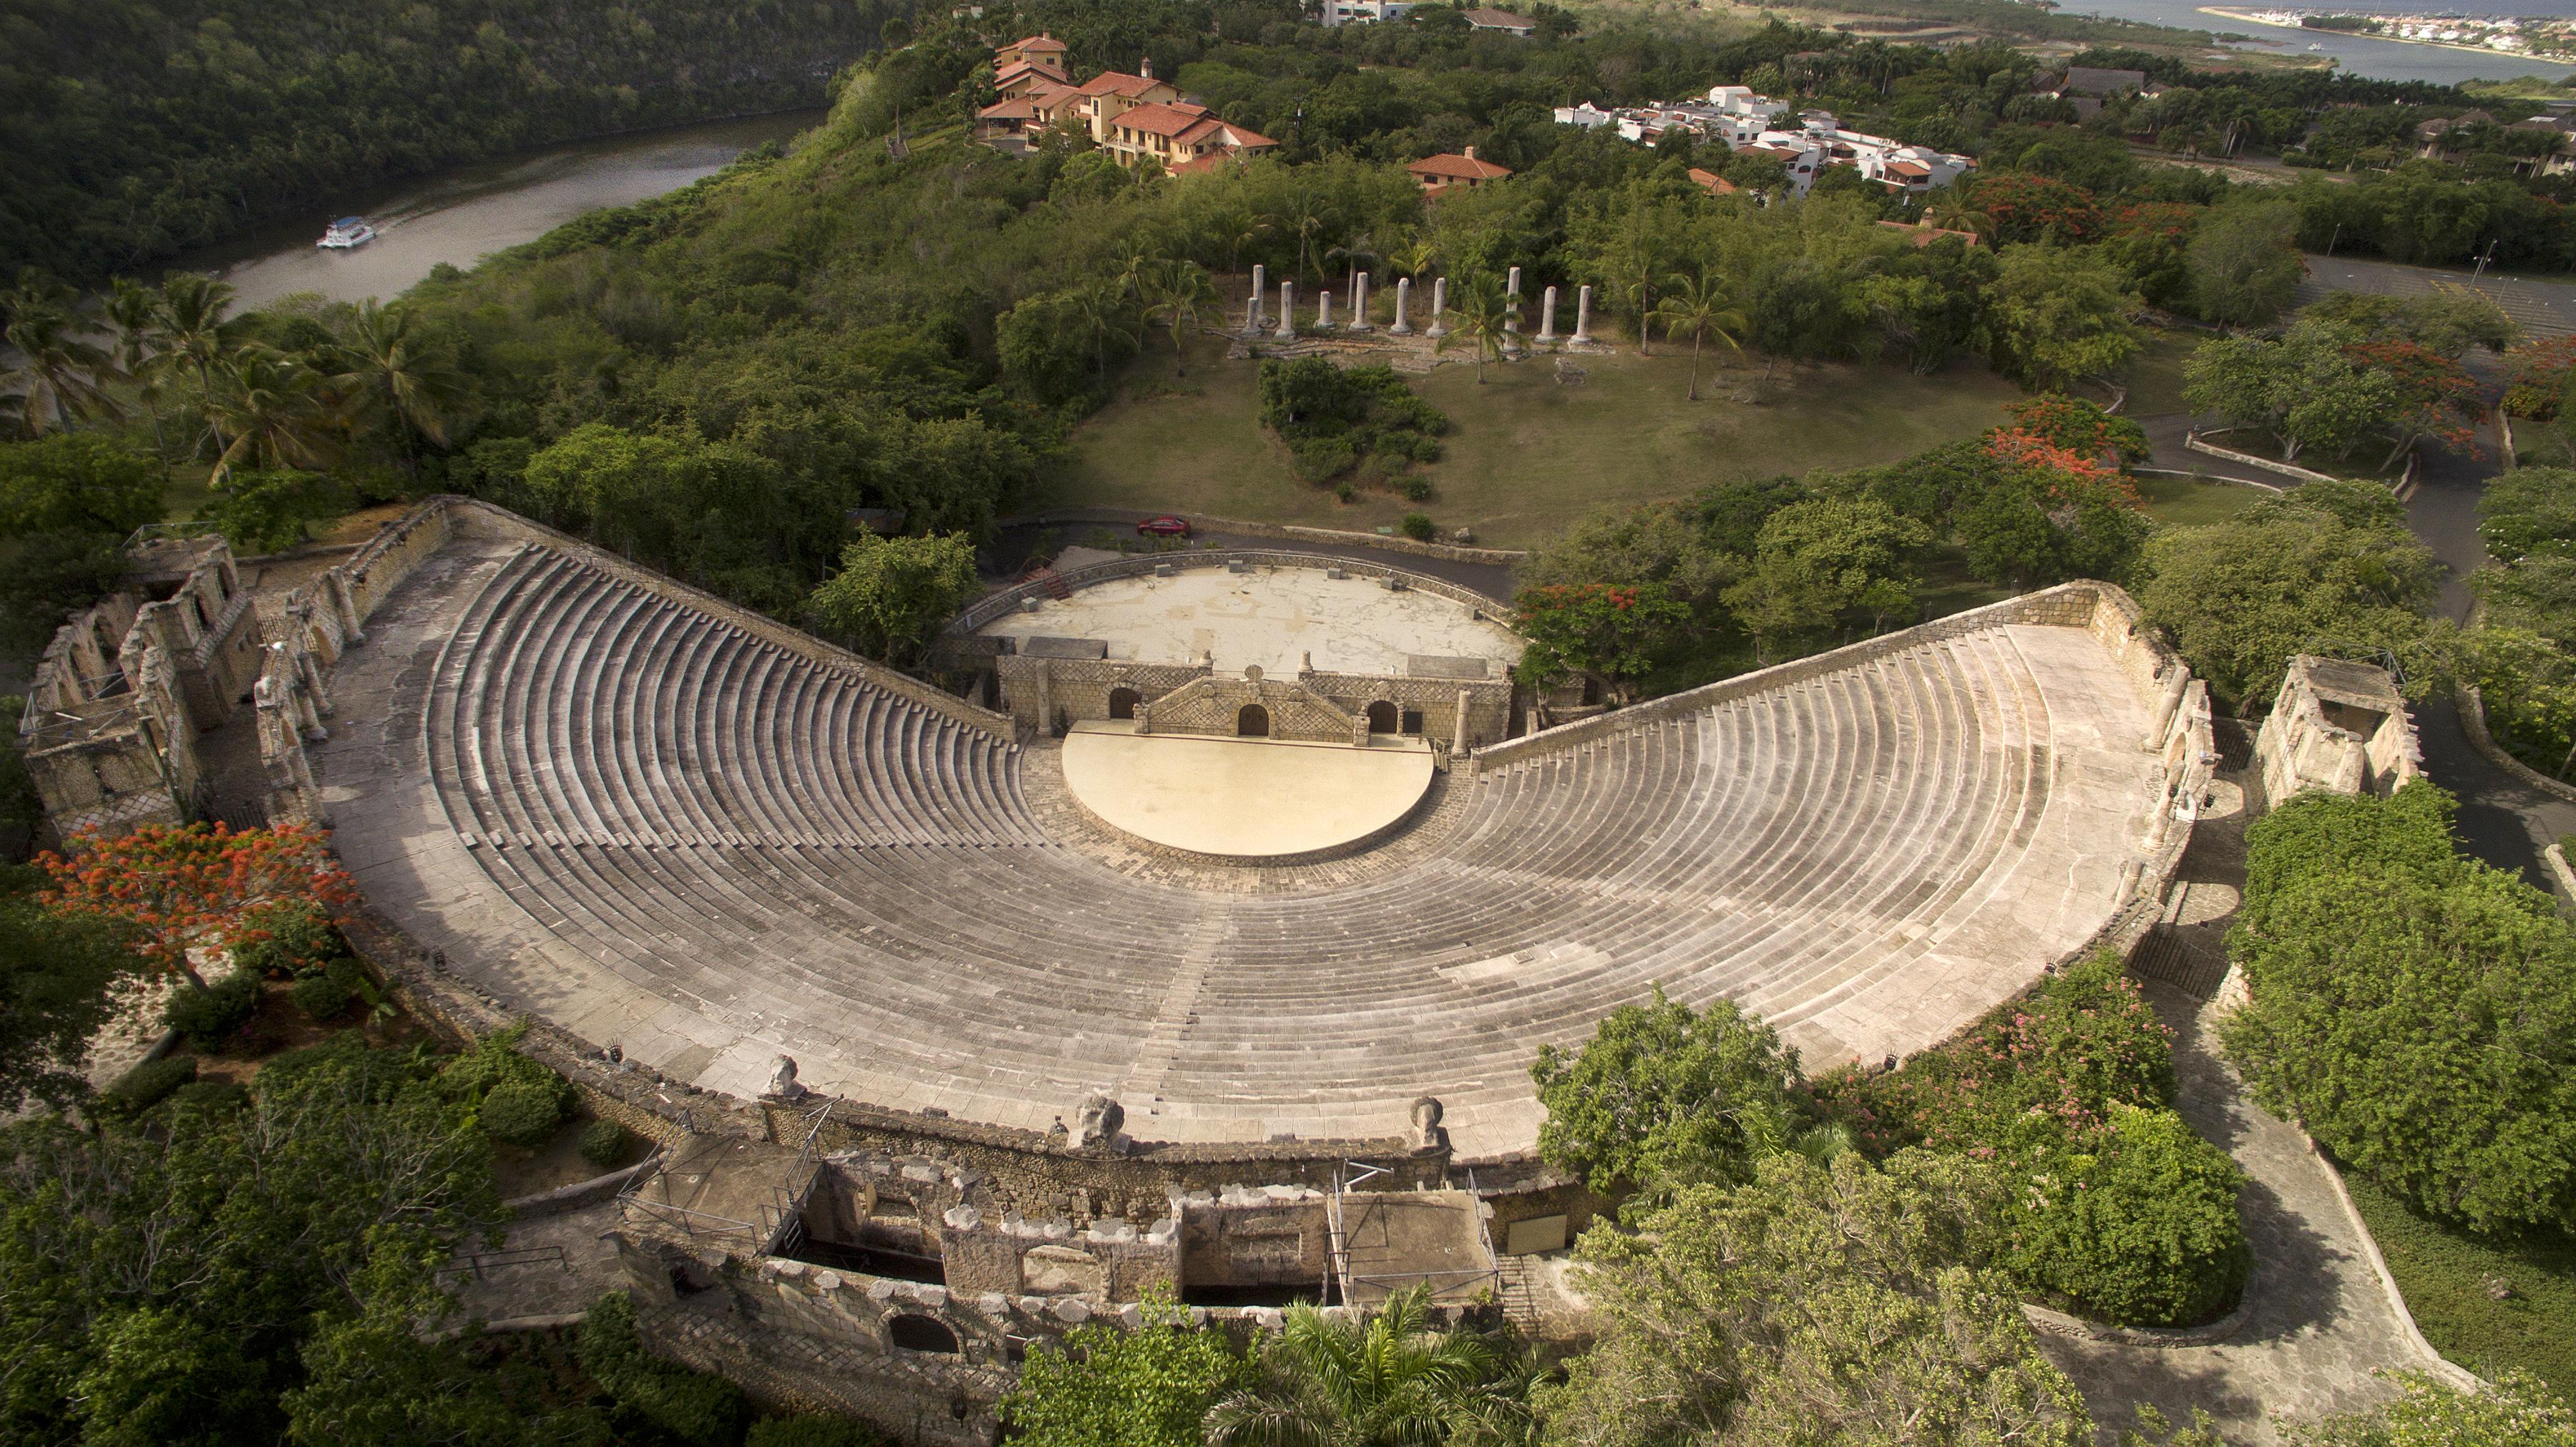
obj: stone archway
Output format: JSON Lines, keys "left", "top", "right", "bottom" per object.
{"left": 1365, "top": 700, "right": 1399, "bottom": 734}
{"left": 1108, "top": 686, "right": 1141, "bottom": 721}
{"left": 1237, "top": 704, "right": 1270, "bottom": 738}
{"left": 889, "top": 1314, "right": 961, "bottom": 1354}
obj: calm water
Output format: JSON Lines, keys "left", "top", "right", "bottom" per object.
{"left": 173, "top": 110, "right": 822, "bottom": 311}
{"left": 2063, "top": 0, "right": 2576, "bottom": 84}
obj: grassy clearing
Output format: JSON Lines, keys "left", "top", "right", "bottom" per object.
{"left": 2137, "top": 474, "right": 2267, "bottom": 529}
{"left": 2343, "top": 1173, "right": 2576, "bottom": 1393}
{"left": 1055, "top": 335, "right": 2024, "bottom": 550}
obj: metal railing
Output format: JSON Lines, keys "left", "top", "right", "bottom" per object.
{"left": 438, "top": 1244, "right": 570, "bottom": 1280}
{"left": 122, "top": 520, "right": 223, "bottom": 554}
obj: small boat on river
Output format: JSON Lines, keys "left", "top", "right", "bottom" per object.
{"left": 317, "top": 216, "right": 377, "bottom": 249}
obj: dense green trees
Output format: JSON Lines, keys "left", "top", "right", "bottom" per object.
{"left": 2227, "top": 783, "right": 2576, "bottom": 1234}
{"left": 1256, "top": 360, "right": 1446, "bottom": 487}
{"left": 2284, "top": 1370, "right": 2576, "bottom": 1447}
{"left": 2469, "top": 467, "right": 2576, "bottom": 779}
{"left": 0, "top": 0, "right": 914, "bottom": 285}
{"left": 1210, "top": 1287, "right": 1533, "bottom": 1447}
{"left": 1530, "top": 989, "right": 1804, "bottom": 1196}
{"left": 1538, "top": 1152, "right": 2092, "bottom": 1447}
{"left": 1008, "top": 1296, "right": 1245, "bottom": 1447}
{"left": 2133, "top": 479, "right": 2443, "bottom": 709}
{"left": 806, "top": 533, "right": 982, "bottom": 668}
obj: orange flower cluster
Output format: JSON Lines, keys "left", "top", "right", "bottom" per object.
{"left": 37, "top": 821, "right": 356, "bottom": 975}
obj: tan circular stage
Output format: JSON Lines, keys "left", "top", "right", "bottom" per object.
{"left": 1058, "top": 721, "right": 1436, "bottom": 857}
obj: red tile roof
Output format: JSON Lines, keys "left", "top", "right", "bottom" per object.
{"left": 1406, "top": 151, "right": 1513, "bottom": 181}
{"left": 1008, "top": 34, "right": 1067, "bottom": 52}
{"left": 996, "top": 59, "right": 1068, "bottom": 87}
{"left": 1078, "top": 71, "right": 1170, "bottom": 99}
{"left": 1687, "top": 167, "right": 1738, "bottom": 195}
{"left": 1116, "top": 100, "right": 1216, "bottom": 137}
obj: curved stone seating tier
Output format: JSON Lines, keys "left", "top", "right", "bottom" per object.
{"left": 313, "top": 532, "right": 2169, "bottom": 1157}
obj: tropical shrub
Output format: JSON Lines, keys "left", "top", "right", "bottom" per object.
{"left": 2006, "top": 1103, "right": 2250, "bottom": 1327}
{"left": 579, "top": 1119, "right": 633, "bottom": 1170}
{"left": 229, "top": 898, "right": 341, "bottom": 978}
{"left": 479, "top": 1078, "right": 570, "bottom": 1148}
{"left": 1007, "top": 1292, "right": 1243, "bottom": 1447}
{"left": 94, "top": 1053, "right": 197, "bottom": 1118}
{"left": 1256, "top": 359, "right": 1447, "bottom": 486}
{"left": 287, "top": 971, "right": 356, "bottom": 1022}
{"left": 2226, "top": 783, "right": 2576, "bottom": 1233}
{"left": 2284, "top": 1368, "right": 2576, "bottom": 1446}
{"left": 163, "top": 972, "right": 260, "bottom": 1051}
{"left": 1530, "top": 986, "right": 1802, "bottom": 1195}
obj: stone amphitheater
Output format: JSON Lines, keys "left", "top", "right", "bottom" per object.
{"left": 275, "top": 500, "right": 2212, "bottom": 1159}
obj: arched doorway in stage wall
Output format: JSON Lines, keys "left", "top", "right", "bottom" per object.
{"left": 1366, "top": 700, "right": 1398, "bottom": 734}
{"left": 1237, "top": 704, "right": 1270, "bottom": 737}
{"left": 1108, "top": 687, "right": 1141, "bottom": 720}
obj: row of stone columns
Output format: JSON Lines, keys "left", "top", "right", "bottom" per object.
{"left": 1241, "top": 271, "right": 1597, "bottom": 348}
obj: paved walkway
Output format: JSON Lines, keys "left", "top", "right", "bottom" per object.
{"left": 2135, "top": 413, "right": 2292, "bottom": 489}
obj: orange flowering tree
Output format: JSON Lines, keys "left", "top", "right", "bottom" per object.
{"left": 1951, "top": 422, "right": 2150, "bottom": 588}
{"left": 1513, "top": 583, "right": 1694, "bottom": 693}
{"left": 2003, "top": 393, "right": 2152, "bottom": 469}
{"left": 37, "top": 822, "right": 356, "bottom": 985}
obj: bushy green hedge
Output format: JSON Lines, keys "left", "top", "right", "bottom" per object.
{"left": 2227, "top": 781, "right": 2576, "bottom": 1234}
{"left": 230, "top": 898, "right": 343, "bottom": 978}
{"left": 95, "top": 1053, "right": 197, "bottom": 1118}
{"left": 578, "top": 1119, "right": 633, "bottom": 1171}
{"left": 164, "top": 973, "right": 262, "bottom": 1051}
{"left": 438, "top": 1023, "right": 577, "bottom": 1147}
{"left": 2006, "top": 1104, "right": 2251, "bottom": 1327}
{"left": 1256, "top": 360, "right": 1446, "bottom": 486}
{"left": 1815, "top": 952, "right": 2248, "bottom": 1327}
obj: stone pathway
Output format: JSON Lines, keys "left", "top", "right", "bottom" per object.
{"left": 447, "top": 1199, "right": 627, "bottom": 1327}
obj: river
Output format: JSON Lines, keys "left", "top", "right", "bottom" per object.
{"left": 175, "top": 110, "right": 822, "bottom": 313}
{"left": 2064, "top": 0, "right": 2576, "bottom": 84}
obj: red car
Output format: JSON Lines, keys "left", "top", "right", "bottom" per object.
{"left": 1136, "top": 515, "right": 1193, "bottom": 538}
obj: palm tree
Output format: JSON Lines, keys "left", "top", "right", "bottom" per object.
{"left": 103, "top": 277, "right": 170, "bottom": 455}
{"left": 1, "top": 269, "right": 123, "bottom": 437}
{"left": 327, "top": 300, "right": 478, "bottom": 461}
{"left": 1385, "top": 235, "right": 1438, "bottom": 283}
{"left": 151, "top": 271, "right": 252, "bottom": 403}
{"left": 1207, "top": 204, "right": 1272, "bottom": 273}
{"left": 1433, "top": 274, "right": 1516, "bottom": 384}
{"left": 1649, "top": 270, "right": 1748, "bottom": 402}
{"left": 1327, "top": 230, "right": 1382, "bottom": 293}
{"left": 202, "top": 346, "right": 338, "bottom": 480}
{"left": 1206, "top": 1286, "right": 1533, "bottom": 1447}
{"left": 1141, "top": 260, "right": 1220, "bottom": 376}
{"left": 1282, "top": 185, "right": 1335, "bottom": 284}
{"left": 1067, "top": 283, "right": 1141, "bottom": 384}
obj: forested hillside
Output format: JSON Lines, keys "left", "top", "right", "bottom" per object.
{"left": 0, "top": 0, "right": 915, "bottom": 283}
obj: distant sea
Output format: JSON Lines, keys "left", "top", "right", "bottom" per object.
{"left": 2056, "top": 0, "right": 2576, "bottom": 83}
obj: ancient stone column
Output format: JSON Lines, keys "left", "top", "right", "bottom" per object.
{"left": 1244, "top": 295, "right": 1262, "bottom": 336}
{"left": 1573, "top": 284, "right": 1595, "bottom": 345}
{"left": 1251, "top": 263, "right": 1267, "bottom": 326}
{"left": 1390, "top": 278, "right": 1413, "bottom": 335}
{"left": 1537, "top": 285, "right": 1560, "bottom": 344}
{"left": 1349, "top": 271, "right": 1372, "bottom": 332}
{"left": 1425, "top": 277, "right": 1448, "bottom": 338}
{"left": 1315, "top": 288, "right": 1335, "bottom": 329}
{"left": 1274, "top": 282, "right": 1297, "bottom": 340}
{"left": 1501, "top": 265, "right": 1524, "bottom": 358}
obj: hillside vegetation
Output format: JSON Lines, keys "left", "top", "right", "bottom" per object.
{"left": 0, "top": 0, "right": 914, "bottom": 283}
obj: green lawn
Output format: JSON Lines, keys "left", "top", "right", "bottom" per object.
{"left": 2343, "top": 1173, "right": 2576, "bottom": 1393}
{"left": 1056, "top": 336, "right": 2025, "bottom": 550}
{"left": 2137, "top": 474, "right": 2265, "bottom": 530}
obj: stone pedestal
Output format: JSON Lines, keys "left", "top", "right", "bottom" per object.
{"left": 1573, "top": 285, "right": 1594, "bottom": 345}
{"left": 1348, "top": 272, "right": 1372, "bottom": 332}
{"left": 1315, "top": 289, "right": 1334, "bottom": 329}
{"left": 1249, "top": 264, "right": 1269, "bottom": 332}
{"left": 1501, "top": 266, "right": 1523, "bottom": 358}
{"left": 1243, "top": 296, "right": 1262, "bottom": 336}
{"left": 1390, "top": 278, "right": 1414, "bottom": 335}
{"left": 1425, "top": 278, "right": 1448, "bottom": 339}
{"left": 1274, "top": 283, "right": 1297, "bottom": 341}
{"left": 1536, "top": 285, "right": 1559, "bottom": 344}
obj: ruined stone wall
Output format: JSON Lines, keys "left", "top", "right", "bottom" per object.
{"left": 1301, "top": 669, "right": 1512, "bottom": 750}
{"left": 993, "top": 656, "right": 1206, "bottom": 736}
{"left": 1141, "top": 673, "right": 1360, "bottom": 744}
{"left": 19, "top": 593, "right": 205, "bottom": 839}
{"left": 2253, "top": 656, "right": 2419, "bottom": 812}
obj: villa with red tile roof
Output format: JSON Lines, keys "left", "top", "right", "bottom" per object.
{"left": 1405, "top": 147, "right": 1511, "bottom": 195}
{"left": 1078, "top": 64, "right": 1184, "bottom": 144}
{"left": 995, "top": 34, "right": 1068, "bottom": 72}
{"left": 1102, "top": 99, "right": 1277, "bottom": 171}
